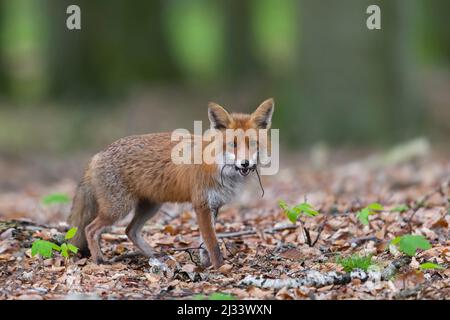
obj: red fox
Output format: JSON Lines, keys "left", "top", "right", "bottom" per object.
{"left": 68, "top": 98, "right": 274, "bottom": 269}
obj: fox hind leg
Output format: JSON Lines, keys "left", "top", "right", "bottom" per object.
{"left": 125, "top": 199, "right": 161, "bottom": 258}
{"left": 85, "top": 215, "right": 112, "bottom": 264}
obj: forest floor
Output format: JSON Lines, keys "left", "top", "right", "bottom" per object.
{"left": 0, "top": 145, "right": 449, "bottom": 300}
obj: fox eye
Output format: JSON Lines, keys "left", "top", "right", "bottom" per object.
{"left": 249, "top": 140, "right": 258, "bottom": 147}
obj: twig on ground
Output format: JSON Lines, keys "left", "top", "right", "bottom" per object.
{"left": 172, "top": 245, "right": 203, "bottom": 252}
{"left": 221, "top": 238, "right": 235, "bottom": 257}
{"left": 406, "top": 180, "right": 449, "bottom": 232}
{"left": 312, "top": 216, "right": 328, "bottom": 247}
{"left": 298, "top": 219, "right": 312, "bottom": 246}
{"left": 171, "top": 244, "right": 203, "bottom": 265}
{"left": 110, "top": 252, "right": 143, "bottom": 262}
{"left": 348, "top": 235, "right": 379, "bottom": 245}
{"left": 216, "top": 224, "right": 298, "bottom": 239}
{"left": 185, "top": 249, "right": 199, "bottom": 265}
{"left": 170, "top": 225, "right": 298, "bottom": 264}
{"left": 240, "top": 256, "right": 411, "bottom": 289}
{"left": 395, "top": 285, "right": 423, "bottom": 299}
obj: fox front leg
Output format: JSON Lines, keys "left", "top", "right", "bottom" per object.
{"left": 199, "top": 208, "right": 220, "bottom": 267}
{"left": 195, "top": 205, "right": 223, "bottom": 269}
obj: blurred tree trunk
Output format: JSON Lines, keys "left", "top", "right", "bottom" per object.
{"left": 421, "top": 0, "right": 450, "bottom": 65}
{"left": 0, "top": 1, "right": 4, "bottom": 95}
{"left": 225, "top": 0, "right": 255, "bottom": 79}
{"left": 288, "top": 0, "right": 422, "bottom": 146}
{"left": 0, "top": 0, "right": 49, "bottom": 104}
{"left": 47, "top": 0, "right": 177, "bottom": 100}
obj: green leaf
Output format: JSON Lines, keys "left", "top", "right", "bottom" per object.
{"left": 31, "top": 240, "right": 56, "bottom": 258}
{"left": 368, "top": 203, "right": 384, "bottom": 211}
{"left": 41, "top": 193, "right": 71, "bottom": 206}
{"left": 208, "top": 293, "right": 235, "bottom": 300}
{"left": 357, "top": 208, "right": 370, "bottom": 225}
{"left": 279, "top": 200, "right": 298, "bottom": 223}
{"left": 419, "top": 262, "right": 444, "bottom": 270}
{"left": 67, "top": 243, "right": 78, "bottom": 254}
{"left": 278, "top": 199, "right": 289, "bottom": 210}
{"left": 60, "top": 243, "right": 69, "bottom": 258}
{"left": 390, "top": 236, "right": 402, "bottom": 245}
{"left": 336, "top": 254, "right": 373, "bottom": 273}
{"left": 65, "top": 227, "right": 78, "bottom": 240}
{"left": 396, "top": 235, "right": 432, "bottom": 256}
{"left": 391, "top": 204, "right": 409, "bottom": 213}
{"left": 31, "top": 243, "right": 38, "bottom": 257}
{"left": 286, "top": 209, "right": 299, "bottom": 223}
{"left": 192, "top": 293, "right": 234, "bottom": 300}
{"left": 279, "top": 199, "right": 320, "bottom": 223}
{"left": 357, "top": 203, "right": 384, "bottom": 225}
{"left": 294, "top": 203, "right": 319, "bottom": 217}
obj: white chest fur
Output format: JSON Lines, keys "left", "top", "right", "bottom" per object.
{"left": 207, "top": 167, "right": 245, "bottom": 210}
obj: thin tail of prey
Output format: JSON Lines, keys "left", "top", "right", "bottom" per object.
{"left": 68, "top": 176, "right": 98, "bottom": 256}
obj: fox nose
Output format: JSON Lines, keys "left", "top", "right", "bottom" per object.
{"left": 241, "top": 160, "right": 249, "bottom": 168}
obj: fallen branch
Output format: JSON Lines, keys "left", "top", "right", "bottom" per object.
{"left": 348, "top": 235, "right": 379, "bottom": 245}
{"left": 216, "top": 224, "right": 298, "bottom": 239}
{"left": 169, "top": 226, "right": 299, "bottom": 252}
{"left": 240, "top": 256, "right": 411, "bottom": 289}
{"left": 312, "top": 216, "right": 328, "bottom": 247}
{"left": 170, "top": 225, "right": 298, "bottom": 265}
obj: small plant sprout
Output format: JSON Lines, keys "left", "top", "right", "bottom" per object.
{"left": 193, "top": 293, "right": 235, "bottom": 300}
{"left": 279, "top": 199, "right": 322, "bottom": 247}
{"left": 41, "top": 193, "right": 71, "bottom": 206}
{"left": 336, "top": 254, "right": 374, "bottom": 273}
{"left": 356, "top": 202, "right": 384, "bottom": 225}
{"left": 279, "top": 199, "right": 319, "bottom": 224}
{"left": 390, "top": 204, "right": 409, "bottom": 213}
{"left": 390, "top": 234, "right": 431, "bottom": 257}
{"left": 31, "top": 240, "right": 61, "bottom": 259}
{"left": 31, "top": 227, "right": 79, "bottom": 259}
{"left": 419, "top": 262, "right": 444, "bottom": 271}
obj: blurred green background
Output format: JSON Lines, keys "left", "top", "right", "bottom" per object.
{"left": 0, "top": 0, "right": 449, "bottom": 156}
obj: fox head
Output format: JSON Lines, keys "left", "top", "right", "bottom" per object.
{"left": 207, "top": 98, "right": 274, "bottom": 177}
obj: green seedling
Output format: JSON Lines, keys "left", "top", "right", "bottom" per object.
{"left": 279, "top": 199, "right": 319, "bottom": 223}
{"left": 419, "top": 262, "right": 444, "bottom": 270}
{"left": 193, "top": 293, "right": 235, "bottom": 300}
{"left": 390, "top": 234, "right": 431, "bottom": 257}
{"left": 356, "top": 202, "right": 384, "bottom": 225}
{"left": 41, "top": 193, "right": 71, "bottom": 206}
{"left": 336, "top": 254, "right": 374, "bottom": 273}
{"left": 31, "top": 227, "right": 79, "bottom": 259}
{"left": 390, "top": 204, "right": 409, "bottom": 213}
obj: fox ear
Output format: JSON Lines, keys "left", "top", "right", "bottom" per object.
{"left": 208, "top": 102, "right": 231, "bottom": 130}
{"left": 251, "top": 98, "right": 274, "bottom": 129}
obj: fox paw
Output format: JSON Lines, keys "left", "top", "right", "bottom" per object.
{"left": 200, "top": 249, "right": 211, "bottom": 267}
